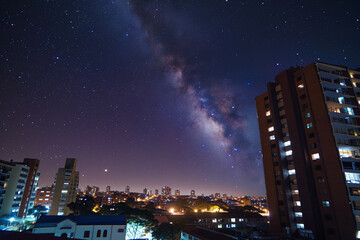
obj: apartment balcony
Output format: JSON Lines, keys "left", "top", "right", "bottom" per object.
{"left": 337, "top": 138, "right": 360, "bottom": 147}
{"left": 329, "top": 106, "right": 360, "bottom": 116}
{"left": 323, "top": 86, "right": 354, "bottom": 96}
{"left": 326, "top": 96, "right": 358, "bottom": 107}
{"left": 331, "top": 115, "right": 360, "bottom": 127}
{"left": 318, "top": 68, "right": 350, "bottom": 78}
{"left": 333, "top": 127, "right": 360, "bottom": 137}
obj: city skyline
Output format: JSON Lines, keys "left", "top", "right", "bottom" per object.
{"left": 1, "top": 1, "right": 360, "bottom": 196}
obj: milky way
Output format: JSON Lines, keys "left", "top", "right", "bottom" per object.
{"left": 130, "top": 1, "right": 259, "bottom": 170}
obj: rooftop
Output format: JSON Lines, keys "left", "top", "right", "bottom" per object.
{"left": 35, "top": 215, "right": 126, "bottom": 228}
{"left": 182, "top": 226, "right": 237, "bottom": 240}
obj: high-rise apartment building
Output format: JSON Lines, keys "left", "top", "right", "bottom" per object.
{"left": 91, "top": 186, "right": 99, "bottom": 196}
{"left": 175, "top": 190, "right": 180, "bottom": 196}
{"left": 34, "top": 186, "right": 53, "bottom": 208}
{"left": 214, "top": 193, "right": 221, "bottom": 200}
{"left": 106, "top": 185, "right": 111, "bottom": 194}
{"left": 190, "top": 190, "right": 195, "bottom": 197}
{"left": 125, "top": 186, "right": 130, "bottom": 194}
{"left": 162, "top": 186, "right": 171, "bottom": 197}
{"left": 49, "top": 158, "right": 79, "bottom": 216}
{"left": 0, "top": 158, "right": 40, "bottom": 217}
{"left": 256, "top": 62, "right": 360, "bottom": 239}
{"left": 154, "top": 189, "right": 159, "bottom": 196}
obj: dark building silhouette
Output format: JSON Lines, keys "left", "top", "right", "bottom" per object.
{"left": 256, "top": 62, "right": 359, "bottom": 239}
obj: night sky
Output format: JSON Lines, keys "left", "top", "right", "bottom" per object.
{"left": 1, "top": 1, "right": 360, "bottom": 196}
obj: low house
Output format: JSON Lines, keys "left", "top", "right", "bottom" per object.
{"left": 32, "top": 215, "right": 126, "bottom": 240}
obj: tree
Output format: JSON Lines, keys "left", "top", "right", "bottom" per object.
{"left": 152, "top": 223, "right": 179, "bottom": 240}
{"left": 125, "top": 197, "right": 136, "bottom": 208}
{"left": 144, "top": 202, "right": 156, "bottom": 212}
{"left": 126, "top": 213, "right": 157, "bottom": 239}
{"left": 99, "top": 202, "right": 132, "bottom": 215}
{"left": 67, "top": 196, "right": 97, "bottom": 215}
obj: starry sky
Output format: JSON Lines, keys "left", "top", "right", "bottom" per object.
{"left": 1, "top": 0, "right": 360, "bottom": 196}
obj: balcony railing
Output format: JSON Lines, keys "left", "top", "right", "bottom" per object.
{"left": 337, "top": 138, "right": 360, "bottom": 147}
{"left": 326, "top": 96, "right": 357, "bottom": 106}
{"left": 334, "top": 127, "right": 360, "bottom": 136}
{"left": 323, "top": 86, "right": 354, "bottom": 96}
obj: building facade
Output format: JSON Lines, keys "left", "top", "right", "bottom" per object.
{"left": 256, "top": 62, "right": 359, "bottom": 239}
{"left": 33, "top": 215, "right": 126, "bottom": 240}
{"left": 34, "top": 186, "right": 53, "bottom": 208}
{"left": 0, "top": 158, "right": 40, "bottom": 217}
{"left": 49, "top": 158, "right": 79, "bottom": 216}
{"left": 162, "top": 186, "right": 171, "bottom": 196}
{"left": 125, "top": 186, "right": 130, "bottom": 194}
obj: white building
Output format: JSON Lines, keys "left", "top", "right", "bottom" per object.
{"left": 33, "top": 215, "right": 126, "bottom": 240}
{"left": 0, "top": 158, "right": 40, "bottom": 217}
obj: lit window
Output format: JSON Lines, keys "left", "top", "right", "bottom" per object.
{"left": 266, "top": 111, "right": 271, "bottom": 116}
{"left": 304, "top": 113, "right": 311, "bottom": 118}
{"left": 298, "top": 84, "right": 304, "bottom": 89}
{"left": 268, "top": 126, "right": 274, "bottom": 132}
{"left": 270, "top": 135, "right": 275, "bottom": 140}
{"left": 338, "top": 97, "right": 345, "bottom": 104}
{"left": 295, "top": 201, "right": 301, "bottom": 206}
{"left": 296, "top": 223, "right": 304, "bottom": 229}
{"left": 61, "top": 190, "right": 68, "bottom": 194}
{"left": 288, "top": 169, "right": 296, "bottom": 175}
{"left": 285, "top": 150, "right": 293, "bottom": 156}
{"left": 231, "top": 224, "right": 236, "bottom": 228}
{"left": 322, "top": 201, "right": 330, "bottom": 207}
{"left": 345, "top": 172, "right": 360, "bottom": 184}
{"left": 347, "top": 107, "right": 355, "bottom": 115}
{"left": 284, "top": 141, "right": 291, "bottom": 147}
{"left": 295, "top": 212, "right": 303, "bottom": 217}
{"left": 306, "top": 123, "right": 312, "bottom": 128}
{"left": 312, "top": 153, "right": 320, "bottom": 160}
{"left": 218, "top": 224, "right": 222, "bottom": 228}
{"left": 339, "top": 149, "right": 353, "bottom": 158}
{"left": 239, "top": 218, "right": 244, "bottom": 222}
{"left": 212, "top": 219, "right": 217, "bottom": 223}
{"left": 292, "top": 189, "right": 299, "bottom": 195}
{"left": 231, "top": 218, "right": 236, "bottom": 222}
